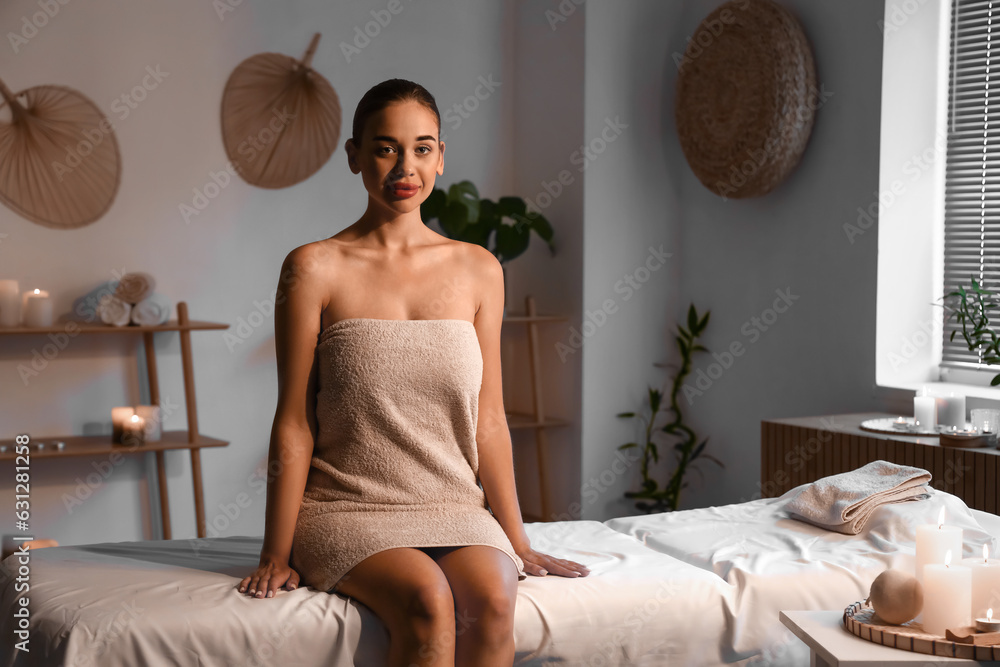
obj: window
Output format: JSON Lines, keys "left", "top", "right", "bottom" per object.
{"left": 941, "top": 0, "right": 1000, "bottom": 372}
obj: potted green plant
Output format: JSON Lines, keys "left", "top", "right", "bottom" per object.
{"left": 944, "top": 277, "right": 1000, "bottom": 385}
{"left": 421, "top": 180, "right": 555, "bottom": 311}
{"left": 617, "top": 304, "right": 724, "bottom": 513}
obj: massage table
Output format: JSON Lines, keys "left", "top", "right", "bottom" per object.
{"left": 2, "top": 486, "right": 997, "bottom": 666}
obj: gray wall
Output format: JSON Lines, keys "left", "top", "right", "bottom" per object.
{"left": 580, "top": 0, "right": 892, "bottom": 520}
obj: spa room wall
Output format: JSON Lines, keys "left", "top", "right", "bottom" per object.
{"left": 579, "top": 0, "right": 899, "bottom": 521}
{"left": 0, "top": 0, "right": 586, "bottom": 544}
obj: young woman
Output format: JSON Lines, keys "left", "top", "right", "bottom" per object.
{"left": 238, "top": 79, "right": 589, "bottom": 666}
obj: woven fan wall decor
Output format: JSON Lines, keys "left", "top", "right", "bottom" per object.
{"left": 0, "top": 77, "right": 121, "bottom": 228}
{"left": 221, "top": 33, "right": 341, "bottom": 189}
{"left": 675, "top": 0, "right": 817, "bottom": 199}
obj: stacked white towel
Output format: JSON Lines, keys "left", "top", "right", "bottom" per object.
{"left": 130, "top": 292, "right": 171, "bottom": 326}
{"left": 784, "top": 460, "right": 931, "bottom": 535}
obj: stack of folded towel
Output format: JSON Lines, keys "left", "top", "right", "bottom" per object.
{"left": 784, "top": 460, "right": 931, "bottom": 535}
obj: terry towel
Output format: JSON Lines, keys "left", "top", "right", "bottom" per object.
{"left": 784, "top": 460, "right": 931, "bottom": 535}
{"left": 290, "top": 318, "right": 527, "bottom": 593}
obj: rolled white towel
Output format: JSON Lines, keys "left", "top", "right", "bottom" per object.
{"left": 784, "top": 460, "right": 931, "bottom": 535}
{"left": 97, "top": 293, "right": 131, "bottom": 327}
{"left": 114, "top": 272, "right": 156, "bottom": 305}
{"left": 130, "top": 292, "right": 171, "bottom": 326}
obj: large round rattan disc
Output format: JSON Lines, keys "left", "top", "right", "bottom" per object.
{"left": 675, "top": 0, "right": 816, "bottom": 199}
{"left": 0, "top": 80, "right": 121, "bottom": 228}
{"left": 221, "top": 33, "right": 341, "bottom": 189}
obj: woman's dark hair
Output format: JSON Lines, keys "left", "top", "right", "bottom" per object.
{"left": 351, "top": 78, "right": 442, "bottom": 144}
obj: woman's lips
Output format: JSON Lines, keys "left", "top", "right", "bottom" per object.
{"left": 389, "top": 183, "right": 419, "bottom": 199}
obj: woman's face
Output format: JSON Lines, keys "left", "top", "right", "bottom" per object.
{"left": 347, "top": 99, "right": 445, "bottom": 216}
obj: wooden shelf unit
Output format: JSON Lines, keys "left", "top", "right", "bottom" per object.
{"left": 0, "top": 301, "right": 230, "bottom": 538}
{"left": 502, "top": 295, "right": 569, "bottom": 523}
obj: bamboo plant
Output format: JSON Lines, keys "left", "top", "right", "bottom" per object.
{"left": 945, "top": 277, "right": 1000, "bottom": 385}
{"left": 617, "top": 304, "right": 724, "bottom": 513}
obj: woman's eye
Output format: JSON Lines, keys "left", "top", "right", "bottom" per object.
{"left": 378, "top": 146, "right": 395, "bottom": 154}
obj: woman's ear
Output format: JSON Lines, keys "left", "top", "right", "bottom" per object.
{"left": 437, "top": 140, "right": 445, "bottom": 176}
{"left": 345, "top": 138, "right": 361, "bottom": 174}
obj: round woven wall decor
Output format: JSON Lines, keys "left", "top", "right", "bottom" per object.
{"left": 0, "top": 78, "right": 121, "bottom": 228}
{"left": 675, "top": 0, "right": 816, "bottom": 199}
{"left": 221, "top": 33, "right": 341, "bottom": 189}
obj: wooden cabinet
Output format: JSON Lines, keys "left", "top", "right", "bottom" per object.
{"left": 0, "top": 301, "right": 229, "bottom": 538}
{"left": 761, "top": 412, "right": 999, "bottom": 514}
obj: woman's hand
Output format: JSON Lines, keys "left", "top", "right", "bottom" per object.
{"left": 516, "top": 546, "right": 591, "bottom": 578}
{"left": 238, "top": 559, "right": 301, "bottom": 598}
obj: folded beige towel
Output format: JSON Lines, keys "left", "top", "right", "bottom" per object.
{"left": 114, "top": 272, "right": 156, "bottom": 305}
{"left": 784, "top": 460, "right": 931, "bottom": 535}
{"left": 290, "top": 319, "right": 526, "bottom": 593}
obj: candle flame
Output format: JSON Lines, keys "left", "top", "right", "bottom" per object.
{"left": 938, "top": 508, "right": 946, "bottom": 529}
{"left": 945, "top": 550, "right": 952, "bottom": 567}
{"left": 130, "top": 414, "right": 139, "bottom": 423}
{"left": 33, "top": 289, "right": 39, "bottom": 295}
{"left": 990, "top": 609, "right": 995, "bottom": 622}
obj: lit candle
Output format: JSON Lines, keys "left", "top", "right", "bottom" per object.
{"left": 22, "top": 289, "right": 53, "bottom": 328}
{"left": 111, "top": 406, "right": 134, "bottom": 444}
{"left": 121, "top": 413, "right": 146, "bottom": 445}
{"left": 915, "top": 508, "right": 964, "bottom": 584}
{"left": 0, "top": 279, "right": 19, "bottom": 327}
{"left": 923, "top": 550, "right": 972, "bottom": 636}
{"left": 977, "top": 608, "right": 1000, "bottom": 633}
{"left": 963, "top": 544, "right": 1000, "bottom": 620}
{"left": 935, "top": 392, "right": 967, "bottom": 430}
{"left": 914, "top": 388, "right": 937, "bottom": 430}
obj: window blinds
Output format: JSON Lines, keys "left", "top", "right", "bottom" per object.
{"left": 942, "top": 0, "right": 1000, "bottom": 368}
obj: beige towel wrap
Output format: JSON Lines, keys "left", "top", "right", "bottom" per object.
{"left": 291, "top": 318, "right": 527, "bottom": 592}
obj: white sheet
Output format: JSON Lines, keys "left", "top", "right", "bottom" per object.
{"left": 603, "top": 485, "right": 998, "bottom": 663}
{"left": 0, "top": 521, "right": 738, "bottom": 667}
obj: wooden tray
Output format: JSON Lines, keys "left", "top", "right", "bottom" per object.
{"left": 843, "top": 600, "right": 1000, "bottom": 660}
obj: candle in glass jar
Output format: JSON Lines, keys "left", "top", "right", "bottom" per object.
{"left": 923, "top": 550, "right": 972, "bottom": 636}
{"left": 111, "top": 406, "right": 134, "bottom": 444}
{"left": 22, "top": 289, "right": 53, "bottom": 328}
{"left": 915, "top": 508, "right": 963, "bottom": 584}
{"left": 935, "top": 392, "right": 966, "bottom": 430}
{"left": 0, "top": 280, "right": 19, "bottom": 327}
{"left": 121, "top": 413, "right": 145, "bottom": 445}
{"left": 962, "top": 544, "right": 1000, "bottom": 620}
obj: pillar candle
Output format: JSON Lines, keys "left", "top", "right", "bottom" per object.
{"left": 121, "top": 413, "right": 145, "bottom": 445}
{"left": 0, "top": 280, "right": 19, "bottom": 327}
{"left": 914, "top": 389, "right": 937, "bottom": 430}
{"left": 935, "top": 392, "right": 967, "bottom": 430}
{"left": 962, "top": 544, "right": 1000, "bottom": 619}
{"left": 915, "top": 508, "right": 964, "bottom": 584}
{"left": 923, "top": 551, "right": 972, "bottom": 636}
{"left": 111, "top": 406, "right": 134, "bottom": 444}
{"left": 22, "top": 289, "right": 53, "bottom": 328}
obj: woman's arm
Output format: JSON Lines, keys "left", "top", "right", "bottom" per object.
{"left": 242, "top": 245, "right": 327, "bottom": 596}
{"left": 470, "top": 246, "right": 590, "bottom": 579}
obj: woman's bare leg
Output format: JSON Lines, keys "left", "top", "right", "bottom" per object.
{"left": 428, "top": 545, "right": 519, "bottom": 666}
{"left": 335, "top": 547, "right": 457, "bottom": 667}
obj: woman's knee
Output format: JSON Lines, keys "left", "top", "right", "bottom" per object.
{"left": 404, "top": 578, "right": 455, "bottom": 624}
{"left": 459, "top": 586, "right": 516, "bottom": 644}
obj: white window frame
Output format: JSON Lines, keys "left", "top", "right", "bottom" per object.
{"left": 874, "top": 0, "right": 1000, "bottom": 400}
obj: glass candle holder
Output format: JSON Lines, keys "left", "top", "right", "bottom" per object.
{"left": 971, "top": 408, "right": 1000, "bottom": 434}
